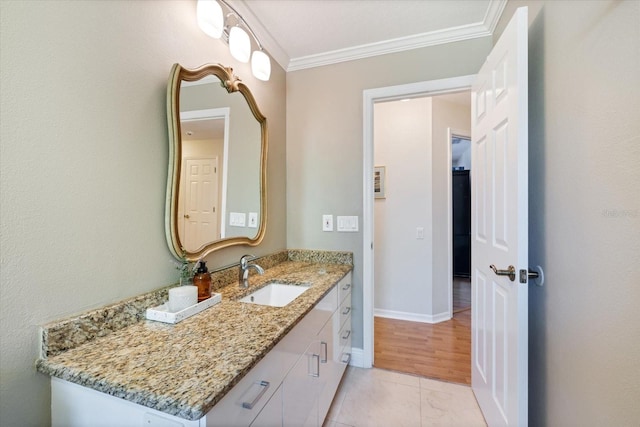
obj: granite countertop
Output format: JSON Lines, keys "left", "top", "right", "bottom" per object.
{"left": 36, "top": 260, "right": 351, "bottom": 421}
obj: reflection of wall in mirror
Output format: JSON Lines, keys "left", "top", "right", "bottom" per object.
{"left": 225, "top": 101, "right": 261, "bottom": 239}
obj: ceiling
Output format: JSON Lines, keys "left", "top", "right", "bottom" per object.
{"left": 231, "top": 0, "right": 507, "bottom": 71}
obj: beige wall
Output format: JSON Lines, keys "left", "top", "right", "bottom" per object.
{"left": 495, "top": 1, "right": 640, "bottom": 425}
{"left": 0, "top": 1, "right": 286, "bottom": 425}
{"left": 286, "top": 37, "right": 492, "bottom": 350}
{"left": 374, "top": 98, "right": 433, "bottom": 317}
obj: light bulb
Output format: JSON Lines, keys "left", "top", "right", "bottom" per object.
{"left": 229, "top": 26, "right": 251, "bottom": 63}
{"left": 197, "top": 0, "right": 223, "bottom": 39}
{"left": 251, "top": 50, "right": 271, "bottom": 81}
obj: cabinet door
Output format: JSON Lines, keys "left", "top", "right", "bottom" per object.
{"left": 317, "top": 311, "right": 342, "bottom": 424}
{"left": 282, "top": 341, "right": 323, "bottom": 427}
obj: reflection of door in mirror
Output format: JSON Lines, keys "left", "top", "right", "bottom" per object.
{"left": 179, "top": 111, "right": 228, "bottom": 252}
{"left": 183, "top": 157, "right": 218, "bottom": 252}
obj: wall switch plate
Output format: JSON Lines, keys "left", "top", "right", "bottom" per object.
{"left": 229, "top": 212, "right": 246, "bottom": 227}
{"left": 322, "top": 215, "right": 333, "bottom": 231}
{"left": 416, "top": 227, "right": 424, "bottom": 239}
{"left": 248, "top": 212, "right": 258, "bottom": 228}
{"left": 337, "top": 216, "right": 358, "bottom": 232}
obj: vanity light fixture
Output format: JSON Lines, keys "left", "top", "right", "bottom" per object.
{"left": 196, "top": 0, "right": 271, "bottom": 81}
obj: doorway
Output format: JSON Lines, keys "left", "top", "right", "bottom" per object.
{"left": 369, "top": 90, "right": 472, "bottom": 384}
{"left": 451, "top": 133, "right": 472, "bottom": 314}
{"left": 362, "top": 75, "right": 475, "bottom": 369}
{"left": 364, "top": 9, "right": 530, "bottom": 424}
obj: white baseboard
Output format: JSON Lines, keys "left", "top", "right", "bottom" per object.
{"left": 374, "top": 308, "right": 451, "bottom": 324}
{"left": 349, "top": 348, "right": 365, "bottom": 368}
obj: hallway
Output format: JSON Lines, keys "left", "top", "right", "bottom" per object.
{"left": 373, "top": 277, "right": 472, "bottom": 384}
{"left": 373, "top": 308, "right": 471, "bottom": 385}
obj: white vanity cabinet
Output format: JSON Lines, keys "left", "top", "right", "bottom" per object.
{"left": 280, "top": 273, "right": 352, "bottom": 426}
{"left": 320, "top": 273, "right": 352, "bottom": 422}
{"left": 207, "top": 285, "right": 338, "bottom": 427}
{"left": 210, "top": 272, "right": 351, "bottom": 427}
{"left": 50, "top": 272, "right": 352, "bottom": 427}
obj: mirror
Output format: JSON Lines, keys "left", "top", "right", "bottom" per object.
{"left": 165, "top": 63, "right": 267, "bottom": 261}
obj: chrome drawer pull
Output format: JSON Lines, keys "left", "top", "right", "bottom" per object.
{"left": 321, "top": 341, "right": 328, "bottom": 363}
{"left": 342, "top": 306, "right": 351, "bottom": 315}
{"left": 342, "top": 330, "right": 351, "bottom": 340}
{"left": 309, "top": 354, "right": 320, "bottom": 377}
{"left": 242, "top": 380, "right": 270, "bottom": 409}
{"left": 341, "top": 353, "right": 351, "bottom": 364}
{"left": 342, "top": 283, "right": 351, "bottom": 291}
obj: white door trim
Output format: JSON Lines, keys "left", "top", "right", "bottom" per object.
{"left": 362, "top": 75, "right": 475, "bottom": 368}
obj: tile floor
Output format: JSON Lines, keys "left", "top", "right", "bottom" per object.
{"left": 323, "top": 367, "right": 487, "bottom": 427}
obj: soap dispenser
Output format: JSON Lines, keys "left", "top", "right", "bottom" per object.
{"left": 193, "top": 261, "right": 212, "bottom": 302}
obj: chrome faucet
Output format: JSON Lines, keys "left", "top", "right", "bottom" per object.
{"left": 239, "top": 254, "right": 264, "bottom": 288}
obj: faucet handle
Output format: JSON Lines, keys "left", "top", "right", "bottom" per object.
{"left": 240, "top": 254, "right": 255, "bottom": 268}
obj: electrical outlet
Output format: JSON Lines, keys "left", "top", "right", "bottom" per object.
{"left": 248, "top": 212, "right": 258, "bottom": 228}
{"left": 322, "top": 215, "right": 333, "bottom": 231}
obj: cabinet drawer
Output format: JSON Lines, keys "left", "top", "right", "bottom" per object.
{"left": 338, "top": 274, "right": 352, "bottom": 304}
{"left": 339, "top": 317, "right": 352, "bottom": 366}
{"left": 338, "top": 317, "right": 352, "bottom": 352}
{"left": 206, "top": 345, "right": 297, "bottom": 427}
{"left": 339, "top": 296, "right": 351, "bottom": 329}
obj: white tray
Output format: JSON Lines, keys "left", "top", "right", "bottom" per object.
{"left": 146, "top": 293, "right": 221, "bottom": 324}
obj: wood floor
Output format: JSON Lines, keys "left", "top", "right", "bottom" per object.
{"left": 453, "top": 277, "right": 471, "bottom": 313}
{"left": 374, "top": 281, "right": 472, "bottom": 385}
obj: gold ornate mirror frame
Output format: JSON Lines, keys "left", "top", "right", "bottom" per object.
{"left": 165, "top": 63, "right": 268, "bottom": 261}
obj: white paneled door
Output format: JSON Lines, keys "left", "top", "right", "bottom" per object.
{"left": 471, "top": 7, "right": 529, "bottom": 427}
{"left": 183, "top": 157, "right": 219, "bottom": 252}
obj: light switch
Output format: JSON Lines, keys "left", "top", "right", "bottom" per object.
{"left": 322, "top": 215, "right": 333, "bottom": 231}
{"left": 337, "top": 216, "right": 358, "bottom": 232}
{"left": 248, "top": 212, "right": 258, "bottom": 228}
{"left": 416, "top": 227, "right": 424, "bottom": 239}
{"left": 229, "top": 212, "right": 246, "bottom": 227}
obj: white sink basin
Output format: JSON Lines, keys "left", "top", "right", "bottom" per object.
{"left": 239, "top": 283, "right": 310, "bottom": 307}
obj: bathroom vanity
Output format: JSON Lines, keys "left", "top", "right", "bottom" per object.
{"left": 37, "top": 254, "right": 352, "bottom": 427}
{"left": 36, "top": 65, "right": 354, "bottom": 426}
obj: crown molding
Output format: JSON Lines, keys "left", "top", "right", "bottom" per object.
{"left": 233, "top": 0, "right": 507, "bottom": 73}
{"left": 287, "top": 21, "right": 490, "bottom": 72}
{"left": 484, "top": 0, "right": 508, "bottom": 34}
{"left": 288, "top": 0, "right": 507, "bottom": 71}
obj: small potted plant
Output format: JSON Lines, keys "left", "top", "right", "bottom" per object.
{"left": 174, "top": 255, "right": 195, "bottom": 286}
